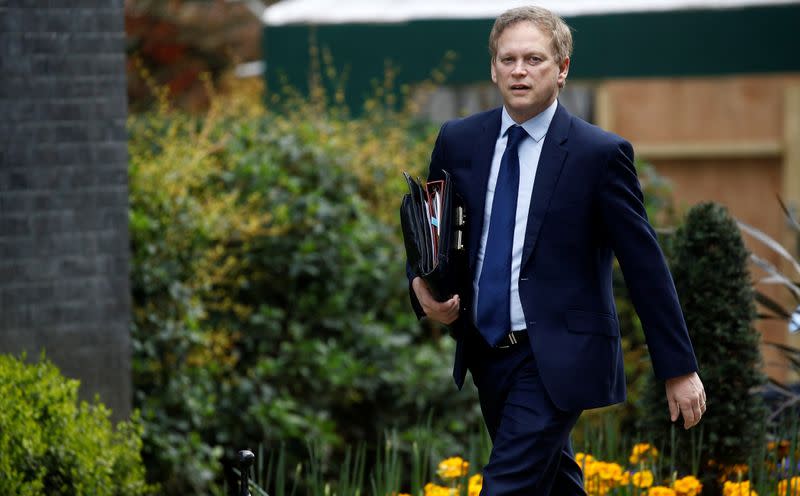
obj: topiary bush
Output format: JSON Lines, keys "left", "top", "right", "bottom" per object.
{"left": 638, "top": 202, "right": 767, "bottom": 491}
{"left": 0, "top": 353, "right": 155, "bottom": 496}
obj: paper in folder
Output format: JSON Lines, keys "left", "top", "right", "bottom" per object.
{"left": 400, "top": 169, "right": 469, "bottom": 302}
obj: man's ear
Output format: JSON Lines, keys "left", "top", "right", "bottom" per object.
{"left": 557, "top": 57, "right": 570, "bottom": 88}
{"left": 490, "top": 60, "right": 497, "bottom": 84}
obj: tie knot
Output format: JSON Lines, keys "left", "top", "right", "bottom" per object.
{"left": 506, "top": 125, "right": 528, "bottom": 149}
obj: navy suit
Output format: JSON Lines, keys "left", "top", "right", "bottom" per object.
{"left": 408, "top": 103, "right": 698, "bottom": 494}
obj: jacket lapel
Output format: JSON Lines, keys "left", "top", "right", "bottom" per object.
{"left": 520, "top": 103, "right": 571, "bottom": 270}
{"left": 468, "top": 108, "right": 502, "bottom": 270}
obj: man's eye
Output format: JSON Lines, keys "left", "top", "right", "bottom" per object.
{"left": 528, "top": 56, "right": 542, "bottom": 64}
{"left": 502, "top": 57, "right": 514, "bottom": 64}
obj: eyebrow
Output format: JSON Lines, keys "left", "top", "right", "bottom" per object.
{"left": 499, "top": 51, "right": 547, "bottom": 58}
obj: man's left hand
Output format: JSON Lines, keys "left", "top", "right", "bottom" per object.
{"left": 665, "top": 372, "right": 706, "bottom": 429}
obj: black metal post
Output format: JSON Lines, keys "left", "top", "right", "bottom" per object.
{"left": 238, "top": 449, "right": 255, "bottom": 496}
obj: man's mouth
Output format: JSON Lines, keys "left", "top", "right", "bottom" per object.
{"left": 510, "top": 84, "right": 530, "bottom": 91}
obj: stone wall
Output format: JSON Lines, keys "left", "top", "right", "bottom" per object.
{"left": 0, "top": 1, "right": 131, "bottom": 418}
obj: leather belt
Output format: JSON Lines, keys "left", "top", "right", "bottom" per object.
{"left": 495, "top": 330, "right": 528, "bottom": 349}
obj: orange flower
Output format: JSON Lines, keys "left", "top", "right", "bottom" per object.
{"left": 468, "top": 474, "right": 483, "bottom": 496}
{"left": 723, "top": 480, "right": 758, "bottom": 496}
{"left": 673, "top": 475, "right": 703, "bottom": 496}
{"left": 630, "top": 443, "right": 659, "bottom": 465}
{"left": 436, "top": 456, "right": 470, "bottom": 480}
{"left": 778, "top": 476, "right": 800, "bottom": 496}
{"left": 583, "top": 461, "right": 626, "bottom": 495}
{"left": 424, "top": 482, "right": 458, "bottom": 496}
{"left": 633, "top": 470, "right": 655, "bottom": 488}
{"left": 648, "top": 486, "right": 677, "bottom": 496}
{"left": 576, "top": 452, "right": 596, "bottom": 467}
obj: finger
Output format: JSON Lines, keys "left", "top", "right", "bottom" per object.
{"left": 444, "top": 305, "right": 460, "bottom": 324}
{"left": 682, "top": 402, "right": 697, "bottom": 429}
{"left": 443, "top": 298, "right": 458, "bottom": 313}
{"left": 692, "top": 376, "right": 706, "bottom": 403}
{"left": 447, "top": 309, "right": 459, "bottom": 322}
{"left": 668, "top": 398, "right": 679, "bottom": 422}
{"left": 690, "top": 403, "right": 703, "bottom": 428}
{"left": 696, "top": 394, "right": 706, "bottom": 413}
{"left": 431, "top": 295, "right": 455, "bottom": 309}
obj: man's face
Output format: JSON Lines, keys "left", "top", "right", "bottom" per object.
{"left": 491, "top": 21, "right": 569, "bottom": 123}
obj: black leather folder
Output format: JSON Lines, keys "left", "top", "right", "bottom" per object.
{"left": 400, "top": 170, "right": 469, "bottom": 302}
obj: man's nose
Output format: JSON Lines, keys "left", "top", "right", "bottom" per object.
{"left": 511, "top": 62, "right": 527, "bottom": 76}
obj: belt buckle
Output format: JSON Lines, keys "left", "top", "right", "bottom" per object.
{"left": 496, "top": 331, "right": 517, "bottom": 349}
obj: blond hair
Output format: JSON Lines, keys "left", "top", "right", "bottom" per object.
{"left": 488, "top": 6, "right": 573, "bottom": 65}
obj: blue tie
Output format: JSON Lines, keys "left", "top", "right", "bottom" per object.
{"left": 477, "top": 125, "right": 528, "bottom": 346}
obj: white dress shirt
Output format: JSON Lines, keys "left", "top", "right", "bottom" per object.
{"left": 472, "top": 99, "right": 558, "bottom": 331}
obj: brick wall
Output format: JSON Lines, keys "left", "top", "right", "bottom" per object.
{"left": 0, "top": 1, "right": 131, "bottom": 418}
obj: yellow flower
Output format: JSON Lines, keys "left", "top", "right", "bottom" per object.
{"left": 673, "top": 475, "right": 703, "bottom": 496}
{"left": 633, "top": 470, "right": 655, "bottom": 488}
{"left": 468, "top": 474, "right": 483, "bottom": 496}
{"left": 576, "top": 452, "right": 597, "bottom": 467}
{"left": 649, "top": 487, "right": 677, "bottom": 496}
{"left": 584, "top": 476, "right": 611, "bottom": 496}
{"left": 436, "top": 456, "right": 470, "bottom": 480}
{"left": 424, "top": 483, "right": 458, "bottom": 496}
{"left": 583, "top": 461, "right": 626, "bottom": 495}
{"left": 723, "top": 480, "right": 758, "bottom": 496}
{"left": 778, "top": 476, "right": 800, "bottom": 496}
{"left": 630, "top": 443, "right": 659, "bottom": 465}
{"left": 598, "top": 462, "right": 626, "bottom": 481}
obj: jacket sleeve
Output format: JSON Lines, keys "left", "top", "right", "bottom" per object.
{"left": 407, "top": 121, "right": 449, "bottom": 319}
{"left": 597, "top": 140, "right": 699, "bottom": 380}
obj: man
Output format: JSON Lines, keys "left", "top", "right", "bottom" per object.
{"left": 407, "top": 6, "right": 706, "bottom": 495}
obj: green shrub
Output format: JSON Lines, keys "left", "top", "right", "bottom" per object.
{"left": 0, "top": 353, "right": 155, "bottom": 496}
{"left": 128, "top": 90, "right": 482, "bottom": 493}
{"left": 638, "top": 202, "right": 767, "bottom": 491}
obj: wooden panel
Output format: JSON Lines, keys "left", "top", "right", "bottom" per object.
{"left": 603, "top": 75, "right": 800, "bottom": 143}
{"left": 782, "top": 85, "right": 800, "bottom": 383}
{"left": 636, "top": 141, "right": 782, "bottom": 160}
{"left": 652, "top": 158, "right": 790, "bottom": 380}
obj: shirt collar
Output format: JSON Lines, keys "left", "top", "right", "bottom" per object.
{"left": 500, "top": 98, "right": 558, "bottom": 143}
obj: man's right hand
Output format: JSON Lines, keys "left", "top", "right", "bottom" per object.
{"left": 412, "top": 277, "right": 460, "bottom": 324}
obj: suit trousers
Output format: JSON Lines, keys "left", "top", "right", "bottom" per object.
{"left": 469, "top": 336, "right": 586, "bottom": 496}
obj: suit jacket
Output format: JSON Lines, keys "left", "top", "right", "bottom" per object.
{"left": 408, "top": 103, "right": 698, "bottom": 411}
